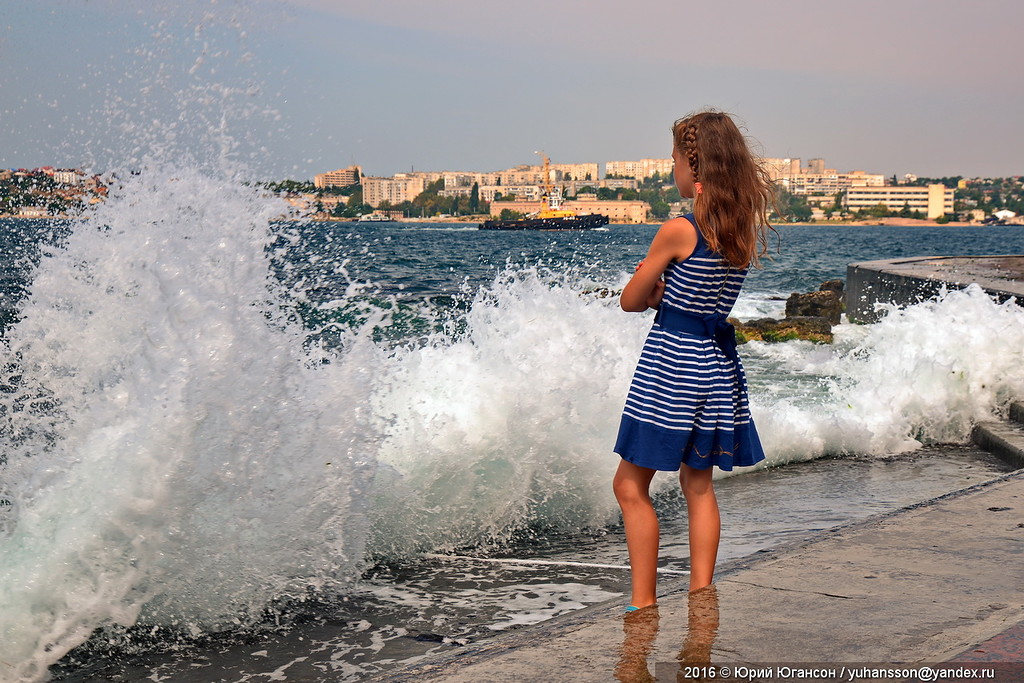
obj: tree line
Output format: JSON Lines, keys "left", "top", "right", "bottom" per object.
{"left": 267, "top": 172, "right": 1023, "bottom": 222}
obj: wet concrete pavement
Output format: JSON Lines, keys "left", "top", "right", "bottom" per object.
{"left": 377, "top": 461, "right": 1024, "bottom": 681}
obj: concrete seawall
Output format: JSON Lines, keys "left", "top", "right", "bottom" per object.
{"left": 846, "top": 255, "right": 1024, "bottom": 323}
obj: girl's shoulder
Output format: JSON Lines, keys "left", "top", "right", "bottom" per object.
{"left": 662, "top": 214, "right": 703, "bottom": 246}
{"left": 660, "top": 214, "right": 698, "bottom": 236}
{"left": 654, "top": 215, "right": 700, "bottom": 263}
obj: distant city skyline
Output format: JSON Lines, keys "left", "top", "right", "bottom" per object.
{"left": 2, "top": 1, "right": 1023, "bottom": 180}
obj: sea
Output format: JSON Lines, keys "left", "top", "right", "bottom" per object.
{"left": 0, "top": 169, "right": 1023, "bottom": 681}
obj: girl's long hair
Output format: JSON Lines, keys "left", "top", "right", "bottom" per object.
{"left": 673, "top": 110, "right": 777, "bottom": 269}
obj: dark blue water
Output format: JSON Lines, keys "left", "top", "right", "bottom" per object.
{"left": 274, "top": 220, "right": 1024, "bottom": 302}
{"left": 7, "top": 219, "right": 1024, "bottom": 325}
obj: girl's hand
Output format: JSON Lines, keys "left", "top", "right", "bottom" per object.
{"left": 645, "top": 279, "right": 665, "bottom": 309}
{"left": 635, "top": 259, "right": 645, "bottom": 272}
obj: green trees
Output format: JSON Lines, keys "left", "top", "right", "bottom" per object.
{"left": 264, "top": 179, "right": 317, "bottom": 194}
{"left": 773, "top": 187, "right": 813, "bottom": 222}
{"left": 637, "top": 188, "right": 670, "bottom": 220}
{"left": 325, "top": 186, "right": 372, "bottom": 218}
{"left": 391, "top": 179, "right": 488, "bottom": 218}
{"left": 862, "top": 203, "right": 891, "bottom": 218}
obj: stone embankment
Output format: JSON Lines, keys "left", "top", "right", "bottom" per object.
{"left": 847, "top": 255, "right": 1024, "bottom": 323}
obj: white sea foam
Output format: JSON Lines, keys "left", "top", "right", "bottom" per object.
{"left": 730, "top": 291, "right": 787, "bottom": 320}
{"left": 0, "top": 167, "right": 379, "bottom": 680}
{"left": 363, "top": 272, "right": 1024, "bottom": 552}
{"left": 746, "top": 285, "right": 1024, "bottom": 465}
{"left": 366, "top": 269, "right": 639, "bottom": 556}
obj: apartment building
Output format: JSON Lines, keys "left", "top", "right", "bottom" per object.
{"left": 441, "top": 171, "right": 503, "bottom": 190}
{"left": 783, "top": 170, "right": 886, "bottom": 196}
{"left": 762, "top": 158, "right": 802, "bottom": 181}
{"left": 764, "top": 157, "right": 886, "bottom": 197}
{"left": 362, "top": 173, "right": 426, "bottom": 207}
{"left": 313, "top": 165, "right": 362, "bottom": 188}
{"left": 479, "top": 185, "right": 542, "bottom": 202}
{"left": 845, "top": 184, "right": 954, "bottom": 219}
{"left": 552, "top": 162, "right": 599, "bottom": 182}
{"left": 605, "top": 158, "right": 673, "bottom": 180}
{"left": 52, "top": 170, "right": 84, "bottom": 185}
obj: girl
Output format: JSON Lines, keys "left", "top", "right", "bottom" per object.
{"left": 613, "top": 110, "right": 775, "bottom": 609}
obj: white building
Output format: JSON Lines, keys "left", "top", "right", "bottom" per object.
{"left": 362, "top": 174, "right": 427, "bottom": 207}
{"left": 52, "top": 170, "right": 83, "bottom": 185}
{"left": 314, "top": 166, "right": 362, "bottom": 188}
{"left": 845, "top": 184, "right": 954, "bottom": 219}
{"left": 762, "top": 158, "right": 802, "bottom": 181}
{"left": 605, "top": 158, "right": 673, "bottom": 180}
{"left": 782, "top": 171, "right": 886, "bottom": 197}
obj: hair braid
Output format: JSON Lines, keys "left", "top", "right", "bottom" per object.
{"left": 682, "top": 122, "right": 700, "bottom": 181}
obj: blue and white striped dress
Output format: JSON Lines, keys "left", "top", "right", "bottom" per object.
{"left": 615, "top": 215, "right": 765, "bottom": 472}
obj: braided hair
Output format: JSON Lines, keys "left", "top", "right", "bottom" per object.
{"left": 672, "top": 110, "right": 776, "bottom": 269}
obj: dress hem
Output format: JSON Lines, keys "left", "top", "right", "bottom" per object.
{"left": 614, "top": 414, "right": 765, "bottom": 472}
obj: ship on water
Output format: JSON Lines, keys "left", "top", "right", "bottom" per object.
{"left": 479, "top": 153, "right": 610, "bottom": 231}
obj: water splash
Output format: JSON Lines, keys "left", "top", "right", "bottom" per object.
{"left": 367, "top": 268, "right": 635, "bottom": 557}
{"left": 749, "top": 285, "right": 1024, "bottom": 463}
{"left": 0, "top": 167, "right": 379, "bottom": 680}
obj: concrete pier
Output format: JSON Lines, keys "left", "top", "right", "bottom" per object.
{"left": 846, "top": 255, "right": 1024, "bottom": 323}
{"left": 378, "top": 466, "right": 1024, "bottom": 682}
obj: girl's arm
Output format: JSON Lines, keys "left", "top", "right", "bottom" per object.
{"left": 620, "top": 217, "right": 698, "bottom": 312}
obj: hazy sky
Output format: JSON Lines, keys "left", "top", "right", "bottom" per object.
{"left": 2, "top": 0, "right": 1022, "bottom": 179}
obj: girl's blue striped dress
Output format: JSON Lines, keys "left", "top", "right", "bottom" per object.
{"left": 615, "top": 215, "right": 765, "bottom": 472}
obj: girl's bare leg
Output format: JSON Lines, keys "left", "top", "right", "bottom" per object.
{"left": 679, "top": 464, "right": 720, "bottom": 590}
{"left": 613, "top": 459, "right": 659, "bottom": 607}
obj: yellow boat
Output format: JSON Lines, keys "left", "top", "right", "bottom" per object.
{"left": 479, "top": 153, "right": 610, "bottom": 231}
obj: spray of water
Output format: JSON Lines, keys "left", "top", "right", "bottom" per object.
{"left": 367, "top": 267, "right": 635, "bottom": 557}
{"left": 0, "top": 167, "right": 379, "bottom": 680}
{"left": 749, "top": 285, "right": 1024, "bottom": 462}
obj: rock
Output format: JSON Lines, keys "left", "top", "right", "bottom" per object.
{"left": 732, "top": 316, "right": 833, "bottom": 344}
{"left": 734, "top": 279, "right": 845, "bottom": 344}
{"left": 785, "top": 289, "right": 843, "bottom": 325}
{"left": 819, "top": 279, "right": 844, "bottom": 295}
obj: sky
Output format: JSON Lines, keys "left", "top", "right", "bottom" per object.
{"left": 1, "top": 0, "right": 1022, "bottom": 180}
